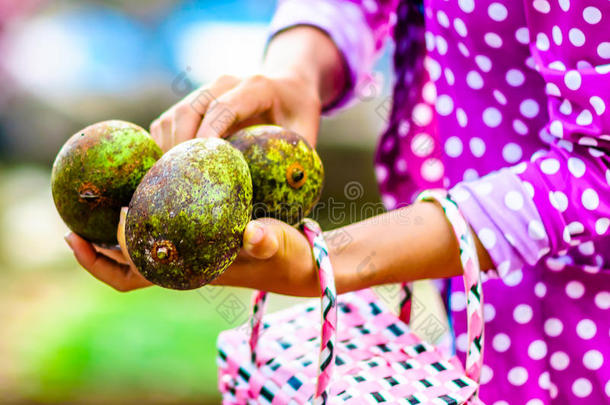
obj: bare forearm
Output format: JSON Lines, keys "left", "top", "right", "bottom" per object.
{"left": 326, "top": 202, "right": 494, "bottom": 294}
{"left": 263, "top": 26, "right": 347, "bottom": 108}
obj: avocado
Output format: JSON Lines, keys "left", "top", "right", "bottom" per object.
{"left": 125, "top": 138, "right": 252, "bottom": 290}
{"left": 51, "top": 120, "right": 162, "bottom": 246}
{"left": 227, "top": 125, "right": 324, "bottom": 225}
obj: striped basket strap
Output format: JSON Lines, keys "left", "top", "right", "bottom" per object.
{"left": 398, "top": 282, "right": 413, "bottom": 324}
{"left": 416, "top": 189, "right": 485, "bottom": 386}
{"left": 248, "top": 218, "right": 337, "bottom": 404}
{"left": 249, "top": 290, "right": 268, "bottom": 363}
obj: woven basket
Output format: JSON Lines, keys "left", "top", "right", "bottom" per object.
{"left": 218, "top": 190, "right": 485, "bottom": 404}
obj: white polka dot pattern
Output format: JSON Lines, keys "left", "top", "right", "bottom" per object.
{"left": 273, "top": 0, "right": 610, "bottom": 403}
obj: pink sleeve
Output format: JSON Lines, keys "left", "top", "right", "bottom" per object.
{"left": 514, "top": 0, "right": 610, "bottom": 259}
{"left": 268, "top": 0, "right": 399, "bottom": 113}
{"left": 451, "top": 1, "right": 610, "bottom": 278}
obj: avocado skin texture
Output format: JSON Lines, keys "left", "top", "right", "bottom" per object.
{"left": 125, "top": 138, "right": 253, "bottom": 290}
{"left": 51, "top": 120, "right": 162, "bottom": 246}
{"left": 227, "top": 125, "right": 324, "bottom": 225}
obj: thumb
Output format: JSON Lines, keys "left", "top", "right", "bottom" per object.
{"left": 117, "top": 207, "right": 132, "bottom": 262}
{"left": 290, "top": 114, "right": 319, "bottom": 148}
{"left": 241, "top": 220, "right": 280, "bottom": 260}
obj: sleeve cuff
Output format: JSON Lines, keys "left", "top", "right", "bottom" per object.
{"left": 450, "top": 168, "right": 551, "bottom": 279}
{"left": 267, "top": 0, "right": 376, "bottom": 114}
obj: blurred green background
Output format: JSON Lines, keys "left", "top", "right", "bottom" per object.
{"left": 0, "top": 1, "right": 445, "bottom": 403}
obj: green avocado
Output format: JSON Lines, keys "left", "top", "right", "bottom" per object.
{"left": 51, "top": 120, "right": 162, "bottom": 246}
{"left": 227, "top": 125, "right": 324, "bottom": 225}
{"left": 125, "top": 138, "right": 253, "bottom": 290}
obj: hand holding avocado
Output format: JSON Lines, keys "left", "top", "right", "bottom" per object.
{"left": 58, "top": 25, "right": 354, "bottom": 294}
{"left": 150, "top": 71, "right": 321, "bottom": 152}
{"left": 64, "top": 209, "right": 320, "bottom": 295}
{"left": 148, "top": 26, "right": 351, "bottom": 151}
{"left": 57, "top": 120, "right": 324, "bottom": 292}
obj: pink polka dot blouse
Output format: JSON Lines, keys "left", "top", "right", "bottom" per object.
{"left": 271, "top": 0, "right": 610, "bottom": 403}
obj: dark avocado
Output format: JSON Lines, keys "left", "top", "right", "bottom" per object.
{"left": 51, "top": 120, "right": 162, "bottom": 246}
{"left": 227, "top": 125, "right": 324, "bottom": 225}
{"left": 125, "top": 138, "right": 253, "bottom": 290}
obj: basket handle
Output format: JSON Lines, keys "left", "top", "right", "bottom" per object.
{"left": 374, "top": 190, "right": 484, "bottom": 384}
{"left": 248, "top": 190, "right": 484, "bottom": 398}
{"left": 248, "top": 218, "right": 337, "bottom": 403}
{"left": 415, "top": 190, "right": 485, "bottom": 384}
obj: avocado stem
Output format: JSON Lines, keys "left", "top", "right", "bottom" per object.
{"left": 286, "top": 162, "right": 307, "bottom": 189}
{"left": 79, "top": 190, "right": 100, "bottom": 200}
{"left": 291, "top": 169, "right": 304, "bottom": 184}
{"left": 151, "top": 240, "right": 177, "bottom": 263}
{"left": 156, "top": 246, "right": 169, "bottom": 260}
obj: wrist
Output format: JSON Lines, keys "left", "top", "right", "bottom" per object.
{"left": 261, "top": 55, "right": 320, "bottom": 95}
{"left": 263, "top": 26, "right": 345, "bottom": 108}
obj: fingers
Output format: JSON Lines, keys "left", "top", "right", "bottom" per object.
{"left": 288, "top": 116, "right": 320, "bottom": 148}
{"left": 150, "top": 75, "right": 240, "bottom": 151}
{"left": 117, "top": 207, "right": 132, "bottom": 263}
{"left": 273, "top": 78, "right": 321, "bottom": 146}
{"left": 65, "top": 232, "right": 152, "bottom": 292}
{"left": 150, "top": 115, "right": 173, "bottom": 152}
{"left": 94, "top": 245, "right": 128, "bottom": 264}
{"left": 185, "top": 75, "right": 240, "bottom": 116}
{"left": 213, "top": 219, "right": 283, "bottom": 288}
{"left": 240, "top": 219, "right": 280, "bottom": 260}
{"left": 172, "top": 103, "right": 201, "bottom": 146}
{"left": 152, "top": 73, "right": 319, "bottom": 147}
{"left": 197, "top": 75, "right": 273, "bottom": 139}
{"left": 214, "top": 218, "right": 318, "bottom": 295}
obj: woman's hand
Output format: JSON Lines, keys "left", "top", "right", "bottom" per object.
{"left": 150, "top": 72, "right": 322, "bottom": 152}
{"left": 64, "top": 209, "right": 320, "bottom": 296}
{"left": 64, "top": 207, "right": 152, "bottom": 292}
{"left": 210, "top": 218, "right": 320, "bottom": 296}
{"left": 64, "top": 232, "right": 153, "bottom": 292}
{"left": 149, "top": 26, "right": 348, "bottom": 152}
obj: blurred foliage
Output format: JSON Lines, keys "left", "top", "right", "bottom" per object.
{"left": 7, "top": 281, "right": 228, "bottom": 403}
{"left": 0, "top": 166, "right": 229, "bottom": 404}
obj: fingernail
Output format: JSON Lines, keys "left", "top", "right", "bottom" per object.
{"left": 64, "top": 232, "right": 73, "bottom": 249}
{"left": 248, "top": 223, "right": 265, "bottom": 245}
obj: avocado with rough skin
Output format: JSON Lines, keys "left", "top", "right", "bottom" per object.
{"left": 227, "top": 125, "right": 324, "bottom": 225}
{"left": 125, "top": 138, "right": 252, "bottom": 290}
{"left": 51, "top": 120, "right": 162, "bottom": 246}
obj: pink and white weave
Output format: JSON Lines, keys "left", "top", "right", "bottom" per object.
{"left": 218, "top": 191, "right": 485, "bottom": 404}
